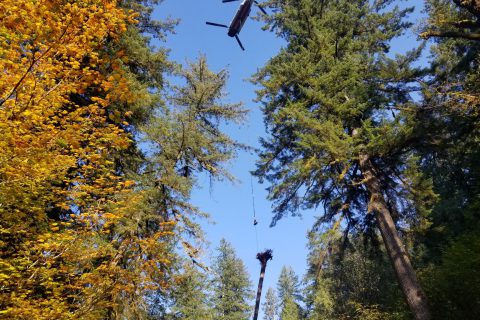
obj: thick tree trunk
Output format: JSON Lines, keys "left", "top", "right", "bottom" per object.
{"left": 253, "top": 263, "right": 266, "bottom": 320}
{"left": 359, "top": 154, "right": 431, "bottom": 320}
{"left": 253, "top": 250, "right": 273, "bottom": 320}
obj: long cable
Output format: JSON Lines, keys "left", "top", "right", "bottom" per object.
{"left": 251, "top": 175, "right": 259, "bottom": 251}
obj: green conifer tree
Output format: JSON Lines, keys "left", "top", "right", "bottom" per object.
{"left": 416, "top": 1, "right": 480, "bottom": 318}
{"left": 263, "top": 287, "right": 279, "bottom": 320}
{"left": 277, "top": 266, "right": 302, "bottom": 319}
{"left": 303, "top": 229, "right": 337, "bottom": 319}
{"left": 305, "top": 231, "right": 407, "bottom": 318}
{"left": 100, "top": 2, "right": 246, "bottom": 313}
{"left": 139, "top": 56, "right": 246, "bottom": 317}
{"left": 166, "top": 263, "right": 214, "bottom": 320}
{"left": 254, "top": 1, "right": 434, "bottom": 318}
{"left": 280, "top": 297, "right": 300, "bottom": 320}
{"left": 277, "top": 266, "right": 301, "bottom": 304}
{"left": 212, "top": 239, "right": 253, "bottom": 320}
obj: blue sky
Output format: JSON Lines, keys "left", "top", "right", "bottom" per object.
{"left": 152, "top": 0, "right": 425, "bottom": 315}
{"left": 153, "top": 0, "right": 318, "bottom": 301}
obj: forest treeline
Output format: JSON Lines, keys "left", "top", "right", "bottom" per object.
{"left": 0, "top": 0, "right": 478, "bottom": 319}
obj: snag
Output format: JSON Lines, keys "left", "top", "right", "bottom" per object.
{"left": 253, "top": 249, "right": 273, "bottom": 320}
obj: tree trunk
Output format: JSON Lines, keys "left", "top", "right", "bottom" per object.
{"left": 359, "top": 154, "right": 431, "bottom": 320}
{"left": 253, "top": 263, "right": 266, "bottom": 320}
{"left": 253, "top": 250, "right": 273, "bottom": 320}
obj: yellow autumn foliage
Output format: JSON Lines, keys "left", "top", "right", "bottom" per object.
{"left": 0, "top": 0, "right": 174, "bottom": 318}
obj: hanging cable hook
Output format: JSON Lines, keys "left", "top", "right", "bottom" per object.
{"left": 250, "top": 175, "right": 258, "bottom": 225}
{"left": 250, "top": 175, "right": 259, "bottom": 251}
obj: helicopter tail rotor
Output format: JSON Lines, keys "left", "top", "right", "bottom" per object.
{"left": 235, "top": 35, "right": 245, "bottom": 51}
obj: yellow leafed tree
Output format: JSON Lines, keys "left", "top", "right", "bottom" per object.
{"left": 0, "top": 1, "right": 174, "bottom": 318}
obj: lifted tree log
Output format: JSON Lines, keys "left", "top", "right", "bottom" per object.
{"left": 253, "top": 249, "right": 273, "bottom": 320}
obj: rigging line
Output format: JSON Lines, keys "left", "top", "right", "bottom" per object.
{"left": 255, "top": 224, "right": 259, "bottom": 252}
{"left": 251, "top": 175, "right": 259, "bottom": 251}
{"left": 250, "top": 175, "right": 257, "bottom": 219}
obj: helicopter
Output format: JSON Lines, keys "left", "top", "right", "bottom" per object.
{"left": 206, "top": 0, "right": 267, "bottom": 51}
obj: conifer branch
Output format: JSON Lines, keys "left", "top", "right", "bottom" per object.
{"left": 421, "top": 30, "right": 480, "bottom": 40}
{"left": 452, "top": 0, "right": 480, "bottom": 18}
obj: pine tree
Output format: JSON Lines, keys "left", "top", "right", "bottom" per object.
{"left": 263, "top": 287, "right": 279, "bottom": 320}
{"left": 137, "top": 56, "right": 246, "bottom": 318}
{"left": 277, "top": 266, "right": 302, "bottom": 319}
{"left": 212, "top": 239, "right": 253, "bottom": 320}
{"left": 305, "top": 231, "right": 407, "bottom": 319}
{"left": 141, "top": 55, "right": 246, "bottom": 238}
{"left": 280, "top": 297, "right": 300, "bottom": 320}
{"left": 254, "top": 1, "right": 433, "bottom": 318}
{"left": 166, "top": 263, "right": 214, "bottom": 320}
{"left": 303, "top": 229, "right": 337, "bottom": 319}
{"left": 277, "top": 266, "right": 301, "bottom": 304}
{"left": 0, "top": 0, "right": 246, "bottom": 317}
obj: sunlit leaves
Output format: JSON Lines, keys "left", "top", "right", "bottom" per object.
{"left": 0, "top": 0, "right": 173, "bottom": 318}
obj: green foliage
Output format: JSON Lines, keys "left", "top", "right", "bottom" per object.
{"left": 280, "top": 297, "right": 300, "bottom": 320}
{"left": 303, "top": 230, "right": 408, "bottom": 319}
{"left": 254, "top": 0, "right": 433, "bottom": 235}
{"left": 348, "top": 302, "right": 406, "bottom": 320}
{"left": 166, "top": 263, "right": 214, "bottom": 320}
{"left": 254, "top": 1, "right": 434, "bottom": 316}
{"left": 211, "top": 239, "right": 253, "bottom": 320}
{"left": 277, "top": 266, "right": 303, "bottom": 319}
{"left": 278, "top": 266, "right": 302, "bottom": 304}
{"left": 413, "top": 1, "right": 480, "bottom": 318}
{"left": 137, "top": 56, "right": 246, "bottom": 263}
{"left": 424, "top": 228, "right": 480, "bottom": 319}
{"left": 263, "top": 287, "right": 279, "bottom": 320}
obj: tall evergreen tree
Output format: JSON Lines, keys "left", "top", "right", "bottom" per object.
{"left": 303, "top": 228, "right": 338, "bottom": 319}
{"left": 139, "top": 56, "right": 246, "bottom": 318}
{"left": 263, "top": 287, "right": 279, "bottom": 320}
{"left": 277, "top": 266, "right": 302, "bottom": 319}
{"left": 304, "top": 231, "right": 406, "bottom": 319}
{"left": 211, "top": 239, "right": 253, "bottom": 320}
{"left": 280, "top": 297, "right": 300, "bottom": 320}
{"left": 416, "top": 1, "right": 480, "bottom": 318}
{"left": 165, "top": 263, "right": 214, "bottom": 320}
{"left": 0, "top": 0, "right": 247, "bottom": 316}
{"left": 277, "top": 266, "right": 302, "bottom": 304}
{"left": 254, "top": 1, "right": 433, "bottom": 318}
{"left": 99, "top": 0, "right": 246, "bottom": 313}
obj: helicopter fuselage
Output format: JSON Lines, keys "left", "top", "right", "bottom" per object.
{"left": 227, "top": 0, "right": 253, "bottom": 37}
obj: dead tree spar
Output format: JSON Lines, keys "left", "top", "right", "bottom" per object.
{"left": 253, "top": 249, "right": 273, "bottom": 320}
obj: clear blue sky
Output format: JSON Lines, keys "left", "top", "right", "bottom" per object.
{"left": 152, "top": 0, "right": 425, "bottom": 315}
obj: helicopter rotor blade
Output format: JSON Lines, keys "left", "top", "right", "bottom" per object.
{"left": 235, "top": 35, "right": 245, "bottom": 51}
{"left": 206, "top": 22, "right": 229, "bottom": 28}
{"left": 222, "top": 0, "right": 239, "bottom": 2}
{"left": 254, "top": 1, "right": 268, "bottom": 15}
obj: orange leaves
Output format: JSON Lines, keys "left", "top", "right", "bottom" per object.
{"left": 0, "top": 0, "right": 136, "bottom": 113}
{"left": 0, "top": 0, "right": 181, "bottom": 318}
{"left": 0, "top": 0, "right": 152, "bottom": 318}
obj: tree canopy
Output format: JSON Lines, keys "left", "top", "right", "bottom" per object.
{"left": 1, "top": 0, "right": 479, "bottom": 319}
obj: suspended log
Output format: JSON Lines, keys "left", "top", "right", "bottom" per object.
{"left": 253, "top": 249, "right": 273, "bottom": 320}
